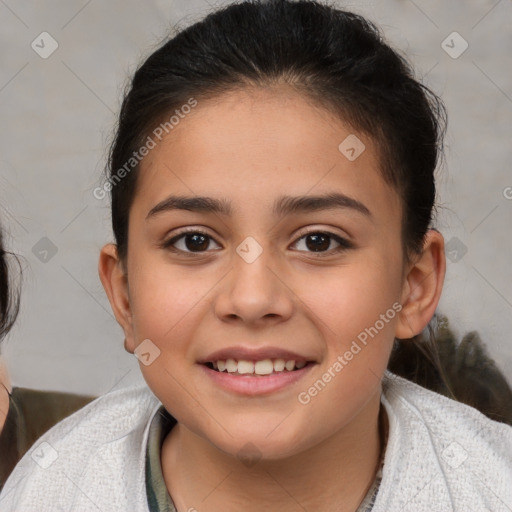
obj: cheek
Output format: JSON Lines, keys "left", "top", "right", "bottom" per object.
{"left": 292, "top": 251, "right": 402, "bottom": 412}
{"left": 297, "top": 254, "right": 403, "bottom": 340}
{"left": 294, "top": 273, "right": 398, "bottom": 432}
{"left": 127, "top": 264, "right": 209, "bottom": 413}
{"left": 128, "top": 256, "right": 207, "bottom": 341}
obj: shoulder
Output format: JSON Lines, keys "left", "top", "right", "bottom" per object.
{"left": 382, "top": 370, "right": 512, "bottom": 444}
{"left": 0, "top": 384, "right": 160, "bottom": 512}
{"left": 374, "top": 372, "right": 512, "bottom": 512}
{"left": 10, "top": 386, "right": 96, "bottom": 455}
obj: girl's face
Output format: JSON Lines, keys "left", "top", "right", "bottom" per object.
{"left": 106, "top": 86, "right": 412, "bottom": 459}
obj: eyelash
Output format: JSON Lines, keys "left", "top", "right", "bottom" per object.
{"left": 161, "top": 228, "right": 353, "bottom": 257}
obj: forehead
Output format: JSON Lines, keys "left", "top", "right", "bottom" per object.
{"left": 158, "top": 85, "right": 367, "bottom": 167}
{"left": 133, "top": 86, "right": 400, "bottom": 220}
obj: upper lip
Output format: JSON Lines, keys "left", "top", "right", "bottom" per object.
{"left": 198, "top": 346, "right": 315, "bottom": 364}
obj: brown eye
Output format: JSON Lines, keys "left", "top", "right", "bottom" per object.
{"left": 292, "top": 231, "right": 352, "bottom": 255}
{"left": 183, "top": 233, "right": 210, "bottom": 251}
{"left": 304, "top": 233, "right": 331, "bottom": 252}
{"left": 163, "top": 231, "right": 221, "bottom": 253}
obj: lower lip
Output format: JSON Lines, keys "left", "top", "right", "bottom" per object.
{"left": 199, "top": 363, "right": 315, "bottom": 396}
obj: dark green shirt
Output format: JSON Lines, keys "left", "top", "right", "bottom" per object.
{"left": 0, "top": 387, "right": 94, "bottom": 490}
{"left": 146, "top": 406, "right": 177, "bottom": 511}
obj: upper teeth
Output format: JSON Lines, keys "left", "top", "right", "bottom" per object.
{"left": 213, "top": 359, "right": 307, "bottom": 375}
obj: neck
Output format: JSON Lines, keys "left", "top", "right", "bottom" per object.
{"left": 0, "top": 358, "right": 11, "bottom": 433}
{"left": 161, "top": 391, "right": 384, "bottom": 512}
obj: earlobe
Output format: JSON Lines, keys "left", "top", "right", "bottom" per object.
{"left": 395, "top": 229, "right": 446, "bottom": 339}
{"left": 98, "top": 244, "right": 136, "bottom": 353}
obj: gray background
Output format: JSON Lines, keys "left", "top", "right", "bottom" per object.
{"left": 0, "top": 0, "right": 511, "bottom": 396}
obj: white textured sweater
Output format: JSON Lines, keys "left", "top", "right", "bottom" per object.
{"left": 0, "top": 372, "right": 511, "bottom": 511}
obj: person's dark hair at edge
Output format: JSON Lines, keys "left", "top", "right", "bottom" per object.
{"left": 106, "top": 0, "right": 512, "bottom": 424}
{"left": 0, "top": 227, "right": 20, "bottom": 343}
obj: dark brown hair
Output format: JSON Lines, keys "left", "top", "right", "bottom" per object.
{"left": 389, "top": 316, "right": 512, "bottom": 425}
{"left": 0, "top": 227, "right": 20, "bottom": 344}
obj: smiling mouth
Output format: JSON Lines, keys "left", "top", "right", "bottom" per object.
{"left": 204, "top": 358, "right": 313, "bottom": 376}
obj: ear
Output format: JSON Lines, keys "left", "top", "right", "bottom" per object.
{"left": 98, "top": 244, "right": 136, "bottom": 354}
{"left": 395, "top": 229, "right": 446, "bottom": 339}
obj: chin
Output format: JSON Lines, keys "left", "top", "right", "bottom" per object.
{"left": 196, "top": 420, "right": 316, "bottom": 464}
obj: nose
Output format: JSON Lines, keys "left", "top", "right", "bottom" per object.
{"left": 214, "top": 244, "right": 294, "bottom": 327}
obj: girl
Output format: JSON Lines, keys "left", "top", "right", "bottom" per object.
{"left": 0, "top": 227, "right": 94, "bottom": 490}
{"left": 1, "top": 1, "right": 511, "bottom": 511}
{"left": 0, "top": 227, "right": 22, "bottom": 486}
{"left": 0, "top": 227, "right": 20, "bottom": 442}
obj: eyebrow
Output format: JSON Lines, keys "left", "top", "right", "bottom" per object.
{"left": 146, "top": 192, "right": 372, "bottom": 220}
